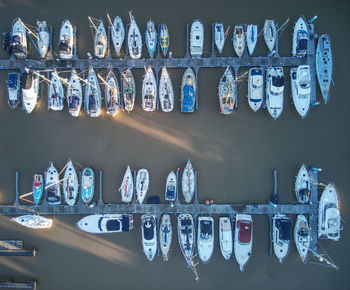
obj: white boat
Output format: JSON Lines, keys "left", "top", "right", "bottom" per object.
{"left": 7, "top": 72, "right": 20, "bottom": 109}
{"left": 218, "top": 67, "right": 235, "bottom": 115}
{"left": 94, "top": 20, "right": 107, "bottom": 58}
{"left": 160, "top": 214, "right": 172, "bottom": 261}
{"left": 10, "top": 18, "right": 27, "bottom": 59}
{"left": 316, "top": 34, "right": 332, "bottom": 103}
{"left": 59, "top": 19, "right": 74, "bottom": 60}
{"left": 233, "top": 25, "right": 245, "bottom": 57}
{"left": 182, "top": 160, "right": 195, "bottom": 203}
{"left": 76, "top": 214, "right": 133, "bottom": 234}
{"left": 142, "top": 66, "right": 157, "bottom": 112}
{"left": 197, "top": 216, "right": 214, "bottom": 264}
{"left": 248, "top": 67, "right": 263, "bottom": 112}
{"left": 128, "top": 13, "right": 142, "bottom": 59}
{"left": 290, "top": 65, "right": 311, "bottom": 119}
{"left": 111, "top": 16, "right": 124, "bottom": 55}
{"left": 214, "top": 22, "right": 225, "bottom": 54}
{"left": 37, "top": 20, "right": 49, "bottom": 58}
{"left": 219, "top": 217, "right": 233, "bottom": 260}
{"left": 273, "top": 214, "right": 291, "bottom": 263}
{"left": 67, "top": 69, "right": 82, "bottom": 117}
{"left": 159, "top": 67, "right": 174, "bottom": 112}
{"left": 246, "top": 24, "right": 258, "bottom": 56}
{"left": 81, "top": 168, "right": 94, "bottom": 204}
{"left": 292, "top": 16, "right": 308, "bottom": 57}
{"left": 181, "top": 67, "right": 196, "bottom": 113}
{"left": 294, "top": 214, "right": 310, "bottom": 263}
{"left": 63, "top": 159, "right": 78, "bottom": 206}
{"left": 266, "top": 66, "right": 284, "bottom": 120}
{"left": 120, "top": 166, "right": 134, "bottom": 203}
{"left": 12, "top": 215, "right": 52, "bottom": 229}
{"left": 318, "top": 184, "right": 341, "bottom": 241}
{"left": 122, "top": 68, "right": 136, "bottom": 112}
{"left": 105, "top": 69, "right": 120, "bottom": 116}
{"left": 295, "top": 164, "right": 311, "bottom": 204}
{"left": 234, "top": 214, "right": 253, "bottom": 271}
{"left": 45, "top": 162, "right": 61, "bottom": 205}
{"left": 165, "top": 170, "right": 177, "bottom": 202}
{"left": 177, "top": 213, "right": 195, "bottom": 260}
{"left": 136, "top": 168, "right": 149, "bottom": 204}
{"left": 190, "top": 19, "right": 204, "bottom": 58}
{"left": 264, "top": 19, "right": 277, "bottom": 52}
{"left": 141, "top": 214, "right": 157, "bottom": 261}
{"left": 85, "top": 67, "right": 101, "bottom": 117}
{"left": 48, "top": 69, "right": 64, "bottom": 111}
{"left": 145, "top": 20, "right": 157, "bottom": 58}
{"left": 21, "top": 70, "right": 39, "bottom": 114}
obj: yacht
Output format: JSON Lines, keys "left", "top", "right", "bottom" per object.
{"left": 63, "top": 159, "right": 78, "bottom": 206}
{"left": 295, "top": 164, "right": 311, "bottom": 204}
{"left": 7, "top": 72, "right": 20, "bottom": 109}
{"left": 264, "top": 19, "right": 277, "bottom": 52}
{"left": 12, "top": 215, "right": 52, "bottom": 229}
{"left": 160, "top": 214, "right": 172, "bottom": 261}
{"left": 45, "top": 162, "right": 61, "bottom": 205}
{"left": 10, "top": 18, "right": 27, "bottom": 59}
{"left": 111, "top": 16, "right": 124, "bottom": 55}
{"left": 294, "top": 214, "right": 310, "bottom": 263}
{"left": 182, "top": 160, "right": 195, "bottom": 203}
{"left": 234, "top": 214, "right": 253, "bottom": 271}
{"left": 214, "top": 22, "right": 225, "bottom": 54}
{"left": 190, "top": 19, "right": 204, "bottom": 57}
{"left": 292, "top": 16, "right": 308, "bottom": 57}
{"left": 128, "top": 12, "right": 142, "bottom": 59}
{"left": 142, "top": 66, "right": 157, "bottom": 112}
{"left": 159, "top": 67, "right": 174, "bottom": 112}
{"left": 37, "top": 20, "right": 49, "bottom": 58}
{"left": 246, "top": 24, "right": 258, "bottom": 56}
{"left": 248, "top": 67, "right": 263, "bottom": 112}
{"left": 122, "top": 68, "right": 136, "bottom": 112}
{"left": 181, "top": 67, "right": 196, "bottom": 113}
{"left": 81, "top": 168, "right": 94, "bottom": 204}
{"left": 145, "top": 20, "right": 157, "bottom": 57}
{"left": 105, "top": 68, "right": 120, "bottom": 116}
{"left": 160, "top": 24, "right": 169, "bottom": 56}
{"left": 32, "top": 174, "right": 43, "bottom": 205}
{"left": 218, "top": 67, "right": 236, "bottom": 114}
{"left": 67, "top": 69, "right": 82, "bottom": 117}
{"left": 48, "top": 69, "right": 64, "bottom": 111}
{"left": 21, "top": 70, "right": 39, "bottom": 114}
{"left": 141, "top": 214, "right": 157, "bottom": 261}
{"left": 197, "top": 216, "right": 214, "bottom": 264}
{"left": 59, "top": 19, "right": 74, "bottom": 60}
{"left": 266, "top": 66, "right": 284, "bottom": 120}
{"left": 219, "top": 217, "right": 233, "bottom": 260}
{"left": 290, "top": 65, "right": 311, "bottom": 118}
{"left": 233, "top": 25, "right": 245, "bottom": 57}
{"left": 136, "top": 168, "right": 149, "bottom": 204}
{"left": 94, "top": 20, "right": 107, "bottom": 58}
{"left": 120, "top": 166, "right": 134, "bottom": 203}
{"left": 85, "top": 68, "right": 102, "bottom": 117}
{"left": 316, "top": 34, "right": 332, "bottom": 103}
{"left": 273, "top": 214, "right": 292, "bottom": 263}
{"left": 177, "top": 213, "right": 195, "bottom": 260}
{"left": 165, "top": 170, "right": 177, "bottom": 202}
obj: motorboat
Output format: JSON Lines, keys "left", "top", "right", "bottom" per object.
{"left": 246, "top": 24, "right": 258, "bottom": 56}
{"left": 218, "top": 67, "right": 236, "bottom": 114}
{"left": 59, "top": 19, "right": 74, "bottom": 60}
{"left": 136, "top": 168, "right": 149, "bottom": 204}
{"left": 141, "top": 214, "right": 157, "bottom": 261}
{"left": 94, "top": 20, "right": 107, "bottom": 58}
{"left": 48, "top": 69, "right": 64, "bottom": 111}
{"left": 197, "top": 216, "right": 214, "bottom": 264}
{"left": 142, "top": 66, "right": 157, "bottom": 112}
{"left": 292, "top": 16, "right": 308, "bottom": 57}
{"left": 182, "top": 160, "right": 195, "bottom": 203}
{"left": 273, "top": 214, "right": 292, "bottom": 263}
{"left": 234, "top": 214, "right": 253, "bottom": 271}
{"left": 318, "top": 184, "right": 341, "bottom": 241}
{"left": 67, "top": 69, "right": 82, "bottom": 117}
{"left": 214, "top": 22, "right": 225, "bottom": 54}
{"left": 295, "top": 163, "right": 311, "bottom": 203}
{"left": 81, "top": 168, "right": 94, "bottom": 204}
{"left": 181, "top": 67, "right": 196, "bottom": 113}
{"left": 177, "top": 213, "right": 195, "bottom": 260}
{"left": 37, "top": 20, "right": 49, "bottom": 58}
{"left": 248, "top": 67, "right": 263, "bottom": 112}
{"left": 122, "top": 68, "right": 136, "bottom": 112}
{"left": 76, "top": 214, "right": 133, "bottom": 234}
{"left": 159, "top": 67, "right": 174, "bottom": 112}
{"left": 111, "top": 16, "right": 124, "bottom": 55}
{"left": 10, "top": 18, "right": 27, "bottom": 59}
{"left": 160, "top": 214, "right": 172, "bottom": 261}
{"left": 12, "top": 215, "right": 52, "bottom": 229}
{"left": 85, "top": 67, "right": 101, "bottom": 117}
{"left": 7, "top": 72, "right": 20, "bottom": 109}
{"left": 219, "top": 217, "right": 233, "bottom": 260}
{"left": 145, "top": 20, "right": 157, "bottom": 57}
{"left": 190, "top": 19, "right": 204, "bottom": 57}
{"left": 294, "top": 214, "right": 310, "bottom": 263}
{"left": 160, "top": 24, "right": 169, "bottom": 56}
{"left": 233, "top": 25, "right": 245, "bottom": 57}
{"left": 105, "top": 68, "right": 120, "bottom": 116}
{"left": 45, "top": 162, "right": 61, "bottom": 205}
{"left": 21, "top": 69, "right": 39, "bottom": 114}
{"left": 316, "top": 34, "right": 332, "bottom": 103}
{"left": 120, "top": 166, "right": 134, "bottom": 203}
{"left": 264, "top": 19, "right": 277, "bottom": 52}
{"left": 290, "top": 65, "right": 311, "bottom": 118}
{"left": 32, "top": 174, "right": 43, "bottom": 205}
{"left": 128, "top": 12, "right": 142, "bottom": 59}
{"left": 63, "top": 159, "right": 78, "bottom": 206}
{"left": 266, "top": 66, "right": 284, "bottom": 120}
{"left": 165, "top": 170, "right": 177, "bottom": 202}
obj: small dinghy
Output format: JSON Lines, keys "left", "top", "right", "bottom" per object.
{"left": 37, "top": 20, "right": 49, "bottom": 58}
{"left": 273, "top": 214, "right": 292, "bottom": 263}
{"left": 122, "top": 68, "right": 136, "bottom": 112}
{"left": 59, "top": 19, "right": 74, "bottom": 60}
{"left": 246, "top": 24, "right": 258, "bottom": 56}
{"left": 264, "top": 19, "right": 277, "bottom": 52}
{"left": 94, "top": 20, "right": 107, "bottom": 59}
{"left": 266, "top": 66, "right": 284, "bottom": 120}
{"left": 81, "top": 168, "right": 94, "bottom": 204}
{"left": 295, "top": 164, "right": 311, "bottom": 204}
{"left": 111, "top": 16, "right": 124, "bottom": 55}
{"left": 190, "top": 19, "right": 204, "bottom": 58}
{"left": 10, "top": 18, "right": 27, "bottom": 59}
{"left": 197, "top": 216, "right": 214, "bottom": 264}
{"left": 294, "top": 214, "right": 310, "bottom": 263}
{"left": 316, "top": 34, "right": 332, "bottom": 103}
{"left": 182, "top": 160, "right": 195, "bottom": 203}
{"left": 48, "top": 69, "right": 64, "bottom": 111}
{"left": 32, "top": 174, "right": 44, "bottom": 205}
{"left": 105, "top": 68, "right": 120, "bottom": 116}
{"left": 290, "top": 65, "right": 311, "bottom": 119}
{"left": 248, "top": 67, "right": 263, "bottom": 112}
{"left": 63, "top": 159, "right": 78, "bottom": 206}
{"left": 181, "top": 67, "right": 196, "bottom": 113}
{"left": 45, "top": 162, "right": 61, "bottom": 205}
{"left": 21, "top": 69, "right": 39, "bottom": 114}
{"left": 160, "top": 214, "right": 172, "bottom": 261}
{"left": 160, "top": 24, "right": 169, "bottom": 56}
{"left": 234, "top": 214, "right": 253, "bottom": 271}
{"left": 136, "top": 168, "right": 149, "bottom": 204}
{"left": 67, "top": 69, "right": 82, "bottom": 117}
{"left": 7, "top": 72, "right": 20, "bottom": 109}
{"left": 292, "top": 16, "right": 308, "bottom": 57}
{"left": 141, "top": 214, "right": 157, "bottom": 261}
{"left": 214, "top": 22, "right": 225, "bottom": 54}
{"left": 145, "top": 20, "right": 157, "bottom": 58}
{"left": 177, "top": 213, "right": 195, "bottom": 260}
{"left": 218, "top": 67, "right": 236, "bottom": 115}
{"left": 159, "top": 67, "right": 174, "bottom": 112}
{"left": 128, "top": 12, "right": 142, "bottom": 59}
{"left": 165, "top": 170, "right": 177, "bottom": 202}
{"left": 76, "top": 214, "right": 133, "bottom": 234}
{"left": 85, "top": 67, "right": 102, "bottom": 117}
{"left": 142, "top": 66, "right": 157, "bottom": 112}
{"left": 233, "top": 25, "right": 245, "bottom": 57}
{"left": 219, "top": 217, "right": 233, "bottom": 260}
{"left": 120, "top": 166, "right": 134, "bottom": 203}
{"left": 12, "top": 215, "right": 52, "bottom": 229}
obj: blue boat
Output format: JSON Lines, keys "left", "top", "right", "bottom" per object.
{"left": 32, "top": 174, "right": 43, "bottom": 205}
{"left": 81, "top": 168, "right": 94, "bottom": 204}
{"left": 145, "top": 20, "right": 157, "bottom": 58}
{"left": 181, "top": 68, "right": 196, "bottom": 113}
{"left": 160, "top": 24, "right": 169, "bottom": 56}
{"left": 7, "top": 72, "right": 20, "bottom": 109}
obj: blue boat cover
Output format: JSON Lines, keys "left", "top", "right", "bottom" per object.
{"left": 200, "top": 220, "right": 212, "bottom": 237}
{"left": 121, "top": 215, "right": 130, "bottom": 231}
{"left": 165, "top": 185, "right": 175, "bottom": 200}
{"left": 182, "top": 85, "right": 195, "bottom": 112}
{"left": 8, "top": 73, "right": 18, "bottom": 89}
{"left": 106, "top": 218, "right": 121, "bottom": 231}
{"left": 251, "top": 69, "right": 262, "bottom": 76}
{"left": 276, "top": 219, "right": 291, "bottom": 241}
{"left": 272, "top": 76, "right": 284, "bottom": 87}
{"left": 143, "top": 218, "right": 155, "bottom": 240}
{"left": 69, "top": 95, "right": 80, "bottom": 110}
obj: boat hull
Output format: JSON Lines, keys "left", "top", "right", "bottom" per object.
{"left": 218, "top": 67, "right": 235, "bottom": 114}
{"left": 197, "top": 217, "right": 214, "bottom": 264}
{"left": 77, "top": 214, "right": 133, "bottom": 233}
{"left": 234, "top": 214, "right": 253, "bottom": 271}
{"left": 159, "top": 67, "right": 174, "bottom": 112}
{"left": 294, "top": 214, "right": 310, "bottom": 263}
{"left": 141, "top": 214, "right": 157, "bottom": 261}
{"left": 120, "top": 166, "right": 134, "bottom": 203}
{"left": 63, "top": 159, "right": 78, "bottom": 206}
{"left": 182, "top": 160, "right": 195, "bottom": 203}
{"left": 122, "top": 68, "right": 136, "bottom": 112}
{"left": 219, "top": 217, "right": 233, "bottom": 260}
{"left": 136, "top": 168, "right": 149, "bottom": 204}
{"left": 160, "top": 214, "right": 172, "bottom": 261}
{"left": 12, "top": 215, "right": 52, "bottom": 229}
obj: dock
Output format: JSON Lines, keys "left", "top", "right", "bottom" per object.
{"left": 0, "top": 281, "right": 36, "bottom": 290}
{"left": 0, "top": 240, "right": 36, "bottom": 257}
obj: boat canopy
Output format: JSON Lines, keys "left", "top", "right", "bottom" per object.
{"left": 59, "top": 41, "right": 71, "bottom": 53}
{"left": 272, "top": 76, "right": 284, "bottom": 87}
{"left": 22, "top": 71, "right": 33, "bottom": 90}
{"left": 121, "top": 215, "right": 131, "bottom": 231}
{"left": 8, "top": 73, "right": 18, "bottom": 89}
{"left": 200, "top": 220, "right": 212, "bottom": 239}
{"left": 238, "top": 220, "right": 252, "bottom": 244}
{"left": 10, "top": 35, "right": 25, "bottom": 53}
{"left": 182, "top": 85, "right": 195, "bottom": 112}
{"left": 251, "top": 68, "right": 262, "bottom": 76}
{"left": 143, "top": 220, "right": 154, "bottom": 240}
{"left": 165, "top": 185, "right": 175, "bottom": 199}
{"left": 181, "top": 219, "right": 192, "bottom": 234}
{"left": 106, "top": 219, "right": 121, "bottom": 231}
{"left": 69, "top": 95, "right": 80, "bottom": 110}
{"left": 276, "top": 219, "right": 291, "bottom": 241}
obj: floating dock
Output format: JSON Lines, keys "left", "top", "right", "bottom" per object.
{"left": 0, "top": 281, "right": 36, "bottom": 290}
{"left": 0, "top": 240, "right": 36, "bottom": 257}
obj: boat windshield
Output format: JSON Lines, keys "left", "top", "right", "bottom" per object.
{"left": 143, "top": 220, "right": 154, "bottom": 240}
{"left": 238, "top": 220, "right": 252, "bottom": 244}
{"left": 276, "top": 218, "right": 291, "bottom": 241}
{"left": 200, "top": 220, "right": 212, "bottom": 239}
{"left": 106, "top": 219, "right": 121, "bottom": 231}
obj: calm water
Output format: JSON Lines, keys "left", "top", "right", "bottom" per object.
{"left": 0, "top": 0, "right": 349, "bottom": 289}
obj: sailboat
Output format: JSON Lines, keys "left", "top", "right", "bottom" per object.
{"left": 136, "top": 168, "right": 149, "bottom": 204}
{"left": 160, "top": 214, "right": 172, "bottom": 261}
{"left": 7, "top": 72, "right": 20, "bottom": 109}
{"left": 159, "top": 67, "right": 174, "bottom": 112}
{"left": 76, "top": 214, "right": 133, "bottom": 233}
{"left": 21, "top": 69, "right": 39, "bottom": 114}
{"left": 110, "top": 16, "right": 125, "bottom": 55}
{"left": 266, "top": 66, "right": 284, "bottom": 120}
{"left": 181, "top": 67, "right": 196, "bottom": 113}
{"left": 273, "top": 214, "right": 292, "bottom": 263}
{"left": 145, "top": 20, "right": 157, "bottom": 58}
{"left": 94, "top": 19, "right": 107, "bottom": 59}
{"left": 32, "top": 174, "right": 44, "bottom": 205}
{"left": 105, "top": 69, "right": 120, "bottom": 116}
{"left": 214, "top": 22, "right": 225, "bottom": 54}
{"left": 63, "top": 159, "right": 78, "bottom": 206}
{"left": 316, "top": 34, "right": 332, "bottom": 103}
{"left": 246, "top": 24, "right": 258, "bottom": 56}
{"left": 48, "top": 69, "right": 64, "bottom": 111}
{"left": 197, "top": 216, "right": 214, "bottom": 264}
{"left": 182, "top": 160, "right": 195, "bottom": 203}
{"left": 141, "top": 214, "right": 157, "bottom": 261}
{"left": 37, "top": 20, "right": 49, "bottom": 58}
{"left": 142, "top": 66, "right": 157, "bottom": 112}
{"left": 122, "top": 68, "right": 136, "bottom": 112}
{"left": 165, "top": 170, "right": 177, "bottom": 202}
{"left": 59, "top": 19, "right": 74, "bottom": 60}
{"left": 12, "top": 215, "right": 52, "bottom": 229}
{"left": 85, "top": 67, "right": 102, "bottom": 117}
{"left": 233, "top": 25, "right": 245, "bottom": 57}
{"left": 295, "top": 164, "right": 311, "bottom": 204}
{"left": 218, "top": 67, "right": 235, "bottom": 114}
{"left": 10, "top": 18, "right": 27, "bottom": 59}
{"left": 292, "top": 16, "right": 308, "bottom": 57}
{"left": 120, "top": 166, "right": 134, "bottom": 203}
{"left": 264, "top": 19, "right": 277, "bottom": 52}
{"left": 234, "top": 214, "right": 253, "bottom": 271}
{"left": 67, "top": 69, "right": 82, "bottom": 117}
{"left": 248, "top": 67, "right": 263, "bottom": 112}
{"left": 45, "top": 162, "right": 61, "bottom": 205}
{"left": 219, "top": 217, "right": 233, "bottom": 260}
{"left": 160, "top": 24, "right": 169, "bottom": 56}
{"left": 81, "top": 167, "right": 94, "bottom": 204}
{"left": 128, "top": 12, "right": 142, "bottom": 59}
{"left": 190, "top": 19, "right": 204, "bottom": 57}
{"left": 294, "top": 214, "right": 310, "bottom": 263}
{"left": 177, "top": 213, "right": 195, "bottom": 260}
